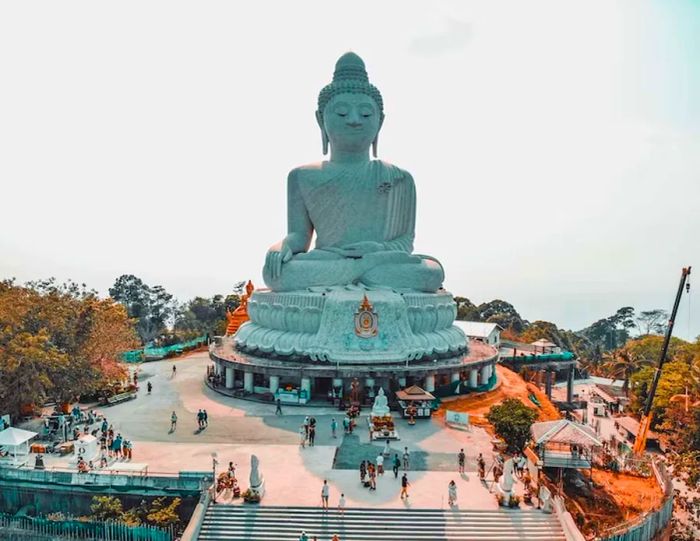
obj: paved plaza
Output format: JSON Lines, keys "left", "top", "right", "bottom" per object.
{"left": 38, "top": 352, "right": 533, "bottom": 511}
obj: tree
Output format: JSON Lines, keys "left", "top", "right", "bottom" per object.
{"left": 146, "top": 497, "right": 181, "bottom": 529}
{"left": 454, "top": 297, "right": 480, "bottom": 321}
{"left": 579, "top": 307, "right": 636, "bottom": 351}
{"left": 636, "top": 309, "right": 669, "bottom": 336}
{"left": 109, "top": 275, "right": 174, "bottom": 344}
{"left": 630, "top": 359, "right": 691, "bottom": 422}
{"left": 477, "top": 300, "right": 527, "bottom": 333}
{"left": 602, "top": 346, "right": 654, "bottom": 396}
{"left": 0, "top": 279, "right": 138, "bottom": 415}
{"left": 486, "top": 398, "right": 538, "bottom": 453}
{"left": 90, "top": 496, "right": 123, "bottom": 522}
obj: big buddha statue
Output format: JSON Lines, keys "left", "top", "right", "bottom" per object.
{"left": 262, "top": 52, "right": 444, "bottom": 293}
{"left": 235, "top": 53, "right": 466, "bottom": 365}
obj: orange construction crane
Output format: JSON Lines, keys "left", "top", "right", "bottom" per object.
{"left": 632, "top": 266, "right": 691, "bottom": 455}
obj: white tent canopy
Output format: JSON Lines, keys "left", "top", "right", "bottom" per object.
{"left": 0, "top": 427, "right": 37, "bottom": 466}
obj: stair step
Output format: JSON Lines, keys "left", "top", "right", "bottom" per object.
{"left": 197, "top": 505, "right": 565, "bottom": 541}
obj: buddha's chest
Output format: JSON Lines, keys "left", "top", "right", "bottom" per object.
{"left": 300, "top": 175, "right": 389, "bottom": 241}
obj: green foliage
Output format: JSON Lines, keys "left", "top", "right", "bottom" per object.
{"left": 630, "top": 360, "right": 690, "bottom": 420}
{"left": 0, "top": 279, "right": 137, "bottom": 415}
{"left": 90, "top": 496, "right": 123, "bottom": 522}
{"left": 174, "top": 294, "right": 240, "bottom": 337}
{"left": 145, "top": 497, "right": 181, "bottom": 528}
{"left": 109, "top": 275, "right": 175, "bottom": 344}
{"left": 454, "top": 297, "right": 479, "bottom": 321}
{"left": 478, "top": 300, "right": 527, "bottom": 333}
{"left": 486, "top": 398, "right": 538, "bottom": 453}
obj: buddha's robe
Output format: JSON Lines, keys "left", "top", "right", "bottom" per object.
{"left": 263, "top": 160, "right": 444, "bottom": 292}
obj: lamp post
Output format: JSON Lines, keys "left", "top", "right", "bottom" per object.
{"left": 211, "top": 452, "right": 218, "bottom": 503}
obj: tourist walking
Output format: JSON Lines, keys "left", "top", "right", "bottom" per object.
{"left": 170, "top": 411, "right": 177, "bottom": 432}
{"left": 321, "top": 480, "right": 330, "bottom": 509}
{"left": 299, "top": 425, "right": 307, "bottom": 448}
{"left": 392, "top": 454, "right": 401, "bottom": 478}
{"left": 448, "top": 480, "right": 457, "bottom": 506}
{"left": 402, "top": 447, "right": 410, "bottom": 471}
{"left": 368, "top": 462, "right": 376, "bottom": 491}
{"left": 342, "top": 416, "right": 349, "bottom": 434}
{"left": 308, "top": 424, "right": 316, "bottom": 446}
{"left": 331, "top": 418, "right": 337, "bottom": 438}
{"left": 147, "top": 381, "right": 152, "bottom": 394}
{"left": 303, "top": 416, "right": 310, "bottom": 437}
{"left": 197, "top": 410, "right": 204, "bottom": 429}
{"left": 203, "top": 409, "right": 209, "bottom": 427}
{"left": 275, "top": 398, "right": 283, "bottom": 415}
{"left": 458, "top": 448, "right": 466, "bottom": 474}
{"left": 172, "top": 364, "right": 176, "bottom": 377}
{"left": 400, "top": 473, "right": 410, "bottom": 499}
{"left": 338, "top": 493, "right": 346, "bottom": 516}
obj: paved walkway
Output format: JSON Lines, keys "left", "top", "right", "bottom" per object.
{"left": 39, "top": 352, "right": 532, "bottom": 511}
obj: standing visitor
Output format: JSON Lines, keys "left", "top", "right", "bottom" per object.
{"left": 308, "top": 423, "right": 316, "bottom": 446}
{"left": 172, "top": 364, "right": 176, "bottom": 377}
{"left": 330, "top": 418, "right": 337, "bottom": 438}
{"left": 458, "top": 449, "right": 466, "bottom": 474}
{"left": 376, "top": 453, "right": 384, "bottom": 475}
{"left": 392, "top": 454, "right": 401, "bottom": 478}
{"left": 493, "top": 462, "right": 503, "bottom": 485}
{"left": 147, "top": 382, "right": 152, "bottom": 394}
{"left": 448, "top": 480, "right": 457, "bottom": 506}
{"left": 402, "top": 447, "right": 410, "bottom": 471}
{"left": 400, "top": 473, "right": 410, "bottom": 499}
{"left": 360, "top": 460, "right": 367, "bottom": 484}
{"left": 477, "top": 453, "right": 486, "bottom": 480}
{"left": 303, "top": 416, "right": 310, "bottom": 437}
{"left": 203, "top": 410, "right": 209, "bottom": 428}
{"left": 299, "top": 425, "right": 307, "bottom": 448}
{"left": 368, "top": 462, "right": 376, "bottom": 491}
{"left": 170, "top": 411, "right": 178, "bottom": 432}
{"left": 332, "top": 535, "right": 340, "bottom": 541}
{"left": 196, "top": 410, "right": 204, "bottom": 429}
{"left": 321, "top": 479, "right": 330, "bottom": 509}
{"left": 342, "top": 416, "right": 349, "bottom": 434}
{"left": 338, "top": 493, "right": 346, "bottom": 516}
{"left": 275, "top": 399, "right": 283, "bottom": 415}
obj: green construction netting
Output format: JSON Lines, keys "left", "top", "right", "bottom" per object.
{"left": 500, "top": 351, "right": 575, "bottom": 362}
{"left": 121, "top": 335, "right": 207, "bottom": 363}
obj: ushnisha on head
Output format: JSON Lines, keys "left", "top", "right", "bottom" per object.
{"left": 316, "top": 52, "right": 384, "bottom": 157}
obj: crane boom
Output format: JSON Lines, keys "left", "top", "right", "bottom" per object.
{"left": 633, "top": 266, "right": 691, "bottom": 455}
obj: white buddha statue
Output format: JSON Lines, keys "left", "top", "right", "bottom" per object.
{"left": 371, "top": 387, "right": 390, "bottom": 417}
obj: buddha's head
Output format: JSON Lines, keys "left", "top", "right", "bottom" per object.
{"left": 317, "top": 52, "right": 384, "bottom": 157}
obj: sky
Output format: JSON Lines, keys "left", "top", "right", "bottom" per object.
{"left": 1, "top": 1, "right": 699, "bottom": 338}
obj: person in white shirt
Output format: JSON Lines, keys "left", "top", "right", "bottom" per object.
{"left": 338, "top": 493, "right": 346, "bottom": 516}
{"left": 376, "top": 453, "right": 384, "bottom": 475}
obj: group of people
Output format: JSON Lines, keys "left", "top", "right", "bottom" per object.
{"left": 298, "top": 416, "right": 317, "bottom": 447}
{"left": 357, "top": 446, "right": 412, "bottom": 497}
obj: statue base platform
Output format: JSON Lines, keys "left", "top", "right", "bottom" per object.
{"left": 234, "top": 286, "right": 466, "bottom": 364}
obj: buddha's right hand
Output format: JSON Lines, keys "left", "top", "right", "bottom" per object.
{"left": 264, "top": 241, "right": 293, "bottom": 280}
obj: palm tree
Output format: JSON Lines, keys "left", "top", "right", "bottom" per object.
{"left": 602, "top": 348, "right": 653, "bottom": 396}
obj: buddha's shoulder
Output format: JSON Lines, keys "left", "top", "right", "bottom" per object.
{"left": 288, "top": 161, "right": 414, "bottom": 184}
{"left": 287, "top": 163, "right": 326, "bottom": 184}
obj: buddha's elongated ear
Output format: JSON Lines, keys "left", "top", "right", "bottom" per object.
{"left": 315, "top": 110, "right": 329, "bottom": 155}
{"left": 372, "top": 114, "right": 385, "bottom": 158}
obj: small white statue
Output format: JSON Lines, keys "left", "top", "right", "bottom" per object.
{"left": 249, "top": 454, "right": 265, "bottom": 498}
{"left": 371, "top": 387, "right": 390, "bottom": 417}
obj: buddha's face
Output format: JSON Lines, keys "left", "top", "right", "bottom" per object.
{"left": 320, "top": 93, "right": 382, "bottom": 155}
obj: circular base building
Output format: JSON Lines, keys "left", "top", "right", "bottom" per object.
{"left": 209, "top": 287, "right": 498, "bottom": 405}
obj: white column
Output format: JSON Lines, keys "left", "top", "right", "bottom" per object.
{"left": 424, "top": 374, "right": 435, "bottom": 392}
{"left": 451, "top": 372, "right": 461, "bottom": 383}
{"left": 488, "top": 363, "right": 494, "bottom": 379}
{"left": 301, "top": 377, "right": 311, "bottom": 396}
{"left": 469, "top": 368, "right": 478, "bottom": 388}
{"left": 269, "top": 375, "right": 280, "bottom": 394}
{"left": 398, "top": 377, "right": 407, "bottom": 387}
{"left": 243, "top": 372, "right": 254, "bottom": 393}
{"left": 225, "top": 366, "right": 234, "bottom": 389}
{"left": 480, "top": 365, "right": 489, "bottom": 385}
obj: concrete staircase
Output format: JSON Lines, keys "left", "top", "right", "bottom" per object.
{"left": 197, "top": 505, "right": 566, "bottom": 540}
